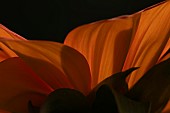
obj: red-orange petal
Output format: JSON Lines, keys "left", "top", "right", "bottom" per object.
{"left": 0, "top": 24, "right": 26, "bottom": 62}
{"left": 0, "top": 57, "right": 53, "bottom": 113}
{"left": 1, "top": 40, "right": 91, "bottom": 95}
{"left": 0, "top": 42, "right": 18, "bottom": 62}
{"left": 0, "top": 109, "right": 12, "bottom": 113}
{"left": 0, "top": 24, "right": 26, "bottom": 40}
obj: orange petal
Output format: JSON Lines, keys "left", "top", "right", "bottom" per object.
{"left": 162, "top": 100, "right": 170, "bottom": 113}
{"left": 0, "top": 24, "right": 26, "bottom": 62}
{"left": 1, "top": 40, "right": 91, "bottom": 95}
{"left": 0, "top": 24, "right": 26, "bottom": 40}
{"left": 0, "top": 42, "right": 18, "bottom": 62}
{"left": 122, "top": 1, "right": 170, "bottom": 88}
{"left": 64, "top": 13, "right": 141, "bottom": 88}
{"left": 64, "top": 1, "right": 170, "bottom": 89}
{"left": 0, "top": 57, "right": 53, "bottom": 113}
{"left": 16, "top": 53, "right": 75, "bottom": 90}
{"left": 158, "top": 38, "right": 170, "bottom": 63}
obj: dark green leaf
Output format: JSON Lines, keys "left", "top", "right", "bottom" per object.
{"left": 91, "top": 85, "right": 150, "bottom": 113}
{"left": 126, "top": 58, "right": 170, "bottom": 113}
{"left": 87, "top": 67, "right": 138, "bottom": 105}
{"left": 40, "top": 88, "right": 90, "bottom": 113}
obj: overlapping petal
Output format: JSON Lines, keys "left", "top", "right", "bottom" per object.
{"left": 0, "top": 57, "right": 52, "bottom": 113}
{"left": 122, "top": 1, "right": 170, "bottom": 88}
{"left": 64, "top": 0, "right": 170, "bottom": 88}
{"left": 0, "top": 1, "right": 169, "bottom": 113}
{"left": 0, "top": 21, "right": 92, "bottom": 95}
{"left": 0, "top": 42, "right": 17, "bottom": 62}
{"left": 0, "top": 24, "right": 26, "bottom": 40}
{"left": 1, "top": 40, "right": 91, "bottom": 95}
{"left": 0, "top": 24, "right": 26, "bottom": 62}
{"left": 158, "top": 38, "right": 170, "bottom": 63}
{"left": 64, "top": 13, "right": 141, "bottom": 88}
{"left": 0, "top": 19, "right": 91, "bottom": 113}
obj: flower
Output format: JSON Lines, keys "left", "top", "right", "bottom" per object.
{"left": 0, "top": 1, "right": 169, "bottom": 113}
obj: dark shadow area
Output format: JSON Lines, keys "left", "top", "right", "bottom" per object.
{"left": 15, "top": 51, "right": 74, "bottom": 89}
{"left": 113, "top": 29, "right": 133, "bottom": 73}
{"left": 0, "top": 0, "right": 164, "bottom": 42}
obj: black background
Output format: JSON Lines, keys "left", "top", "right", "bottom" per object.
{"left": 0, "top": 0, "right": 164, "bottom": 42}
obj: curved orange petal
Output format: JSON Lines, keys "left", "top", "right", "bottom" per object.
{"left": 122, "top": 1, "right": 170, "bottom": 88}
{"left": 65, "top": 1, "right": 170, "bottom": 88}
{"left": 0, "top": 24, "right": 26, "bottom": 62}
{"left": 0, "top": 42, "right": 18, "bottom": 62}
{"left": 0, "top": 57, "right": 53, "bottom": 113}
{"left": 0, "top": 24, "right": 26, "bottom": 40}
{"left": 158, "top": 38, "right": 170, "bottom": 63}
{"left": 64, "top": 13, "right": 141, "bottom": 88}
{"left": 1, "top": 40, "right": 91, "bottom": 95}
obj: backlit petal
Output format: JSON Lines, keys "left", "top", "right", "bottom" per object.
{"left": 64, "top": 13, "right": 141, "bottom": 88}
{"left": 0, "top": 42, "right": 17, "bottom": 62}
{"left": 0, "top": 24, "right": 26, "bottom": 62}
{"left": 65, "top": 1, "right": 170, "bottom": 88}
{"left": 158, "top": 38, "right": 170, "bottom": 63}
{"left": 0, "top": 57, "right": 53, "bottom": 113}
{"left": 1, "top": 40, "right": 91, "bottom": 95}
{"left": 0, "top": 24, "right": 26, "bottom": 40}
{"left": 122, "top": 1, "right": 170, "bottom": 88}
